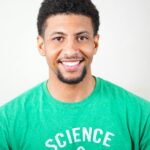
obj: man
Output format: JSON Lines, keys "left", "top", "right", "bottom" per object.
{"left": 0, "top": 0, "right": 150, "bottom": 149}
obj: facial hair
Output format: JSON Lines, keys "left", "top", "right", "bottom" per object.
{"left": 57, "top": 67, "right": 87, "bottom": 84}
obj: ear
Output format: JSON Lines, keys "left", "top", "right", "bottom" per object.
{"left": 37, "top": 35, "right": 46, "bottom": 56}
{"left": 93, "top": 34, "right": 99, "bottom": 55}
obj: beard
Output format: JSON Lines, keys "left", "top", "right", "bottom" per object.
{"left": 57, "top": 67, "right": 87, "bottom": 84}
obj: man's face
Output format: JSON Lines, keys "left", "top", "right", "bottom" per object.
{"left": 37, "top": 14, "right": 99, "bottom": 84}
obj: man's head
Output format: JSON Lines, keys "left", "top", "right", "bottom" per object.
{"left": 37, "top": 0, "right": 100, "bottom": 37}
{"left": 37, "top": 0, "right": 100, "bottom": 85}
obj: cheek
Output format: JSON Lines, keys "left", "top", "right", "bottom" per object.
{"left": 80, "top": 42, "right": 96, "bottom": 56}
{"left": 82, "top": 47, "right": 96, "bottom": 59}
{"left": 45, "top": 43, "right": 61, "bottom": 60}
{"left": 44, "top": 50, "right": 58, "bottom": 68}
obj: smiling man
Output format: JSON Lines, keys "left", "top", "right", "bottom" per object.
{"left": 0, "top": 0, "right": 150, "bottom": 150}
{"left": 37, "top": 13, "right": 99, "bottom": 102}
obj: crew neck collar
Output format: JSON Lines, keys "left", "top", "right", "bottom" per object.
{"left": 42, "top": 76, "right": 101, "bottom": 107}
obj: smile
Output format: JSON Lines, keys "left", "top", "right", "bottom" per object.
{"left": 62, "top": 61, "right": 80, "bottom": 67}
{"left": 58, "top": 59, "right": 84, "bottom": 72}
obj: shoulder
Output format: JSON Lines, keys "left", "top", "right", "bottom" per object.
{"left": 96, "top": 77, "right": 150, "bottom": 114}
{"left": 96, "top": 77, "right": 150, "bottom": 142}
{"left": 0, "top": 80, "right": 47, "bottom": 115}
{"left": 97, "top": 77, "right": 150, "bottom": 102}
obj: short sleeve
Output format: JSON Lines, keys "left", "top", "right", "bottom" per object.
{"left": 0, "top": 124, "right": 10, "bottom": 150}
{"left": 140, "top": 114, "right": 150, "bottom": 150}
{"left": 0, "top": 107, "right": 10, "bottom": 150}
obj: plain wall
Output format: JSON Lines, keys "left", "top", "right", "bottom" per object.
{"left": 0, "top": 0, "right": 150, "bottom": 106}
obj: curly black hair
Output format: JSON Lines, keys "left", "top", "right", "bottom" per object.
{"left": 37, "top": 0, "right": 100, "bottom": 36}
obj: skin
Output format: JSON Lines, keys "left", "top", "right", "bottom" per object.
{"left": 37, "top": 14, "right": 99, "bottom": 102}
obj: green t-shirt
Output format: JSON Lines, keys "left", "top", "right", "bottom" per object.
{"left": 0, "top": 77, "right": 150, "bottom": 150}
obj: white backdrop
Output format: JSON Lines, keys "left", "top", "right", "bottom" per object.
{"left": 0, "top": 0, "right": 150, "bottom": 106}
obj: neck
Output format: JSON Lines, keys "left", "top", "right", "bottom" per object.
{"left": 47, "top": 72, "right": 96, "bottom": 103}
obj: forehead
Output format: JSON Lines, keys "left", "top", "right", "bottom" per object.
{"left": 44, "top": 14, "right": 94, "bottom": 35}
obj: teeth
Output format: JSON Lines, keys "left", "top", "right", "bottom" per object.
{"left": 62, "top": 61, "right": 80, "bottom": 66}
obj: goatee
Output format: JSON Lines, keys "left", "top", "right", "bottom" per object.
{"left": 57, "top": 67, "right": 87, "bottom": 84}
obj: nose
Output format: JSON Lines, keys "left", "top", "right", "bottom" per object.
{"left": 62, "top": 37, "right": 78, "bottom": 55}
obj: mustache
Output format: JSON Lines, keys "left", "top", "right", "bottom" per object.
{"left": 57, "top": 54, "right": 84, "bottom": 62}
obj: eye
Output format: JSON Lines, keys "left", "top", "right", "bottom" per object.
{"left": 77, "top": 35, "right": 88, "bottom": 42}
{"left": 52, "top": 36, "right": 64, "bottom": 42}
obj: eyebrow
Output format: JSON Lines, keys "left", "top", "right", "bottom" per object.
{"left": 50, "top": 31, "right": 90, "bottom": 36}
{"left": 75, "top": 31, "right": 89, "bottom": 36}
{"left": 50, "top": 32, "right": 66, "bottom": 36}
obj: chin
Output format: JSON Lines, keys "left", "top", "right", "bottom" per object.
{"left": 57, "top": 67, "right": 87, "bottom": 84}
